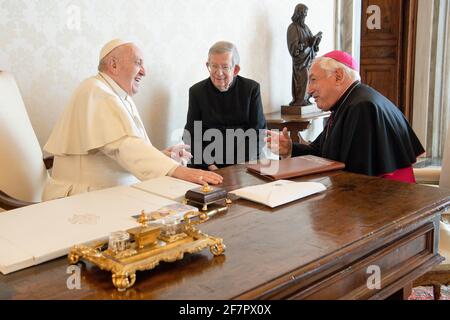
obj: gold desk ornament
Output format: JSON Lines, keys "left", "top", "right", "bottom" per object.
{"left": 68, "top": 207, "right": 226, "bottom": 292}
{"left": 137, "top": 210, "right": 148, "bottom": 225}
{"left": 202, "top": 183, "right": 213, "bottom": 193}
{"left": 124, "top": 210, "right": 162, "bottom": 249}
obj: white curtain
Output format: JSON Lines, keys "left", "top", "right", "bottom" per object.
{"left": 429, "top": 0, "right": 450, "bottom": 158}
{"left": 334, "top": 0, "right": 361, "bottom": 62}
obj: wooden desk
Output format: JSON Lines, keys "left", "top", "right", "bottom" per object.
{"left": 265, "top": 111, "right": 330, "bottom": 143}
{"left": 1, "top": 166, "right": 449, "bottom": 300}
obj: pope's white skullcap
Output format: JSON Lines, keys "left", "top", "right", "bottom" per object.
{"left": 99, "top": 39, "right": 131, "bottom": 61}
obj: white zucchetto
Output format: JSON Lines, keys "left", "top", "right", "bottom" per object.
{"left": 99, "top": 39, "right": 131, "bottom": 61}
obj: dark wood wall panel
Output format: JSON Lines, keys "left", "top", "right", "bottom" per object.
{"left": 362, "top": 66, "right": 397, "bottom": 101}
{"left": 360, "top": 0, "right": 418, "bottom": 121}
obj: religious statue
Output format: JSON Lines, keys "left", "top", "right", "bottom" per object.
{"left": 286, "top": 3, "right": 322, "bottom": 108}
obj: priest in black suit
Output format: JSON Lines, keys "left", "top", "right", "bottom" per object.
{"left": 183, "top": 41, "right": 266, "bottom": 170}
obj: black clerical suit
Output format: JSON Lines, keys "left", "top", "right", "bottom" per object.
{"left": 292, "top": 81, "right": 424, "bottom": 176}
{"left": 183, "top": 76, "right": 266, "bottom": 169}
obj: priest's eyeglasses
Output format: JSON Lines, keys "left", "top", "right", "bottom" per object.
{"left": 207, "top": 63, "right": 234, "bottom": 73}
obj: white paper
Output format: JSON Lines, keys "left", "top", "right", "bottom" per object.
{"left": 229, "top": 180, "right": 326, "bottom": 208}
{"left": 132, "top": 176, "right": 198, "bottom": 200}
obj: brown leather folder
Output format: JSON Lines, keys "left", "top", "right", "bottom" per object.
{"left": 246, "top": 155, "right": 345, "bottom": 180}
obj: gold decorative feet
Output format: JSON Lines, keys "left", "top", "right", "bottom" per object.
{"left": 68, "top": 251, "right": 80, "bottom": 264}
{"left": 210, "top": 243, "right": 226, "bottom": 256}
{"left": 112, "top": 273, "right": 136, "bottom": 292}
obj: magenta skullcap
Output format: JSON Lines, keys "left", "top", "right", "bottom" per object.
{"left": 323, "top": 50, "right": 359, "bottom": 71}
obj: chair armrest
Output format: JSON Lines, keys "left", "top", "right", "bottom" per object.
{"left": 43, "top": 156, "right": 54, "bottom": 170}
{"left": 0, "top": 190, "right": 36, "bottom": 211}
{"left": 0, "top": 156, "right": 52, "bottom": 211}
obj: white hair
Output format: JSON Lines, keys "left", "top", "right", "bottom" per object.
{"left": 98, "top": 50, "right": 120, "bottom": 72}
{"left": 208, "top": 41, "right": 240, "bottom": 66}
{"left": 315, "top": 57, "right": 361, "bottom": 82}
{"left": 98, "top": 56, "right": 110, "bottom": 72}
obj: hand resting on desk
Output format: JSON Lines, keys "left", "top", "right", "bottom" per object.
{"left": 171, "top": 166, "right": 223, "bottom": 185}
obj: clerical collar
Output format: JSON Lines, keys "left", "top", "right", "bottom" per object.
{"left": 209, "top": 75, "right": 239, "bottom": 93}
{"left": 98, "top": 72, "right": 129, "bottom": 101}
{"left": 329, "top": 81, "right": 360, "bottom": 113}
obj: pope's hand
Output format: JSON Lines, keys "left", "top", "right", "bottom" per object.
{"left": 163, "top": 144, "right": 193, "bottom": 166}
{"left": 265, "top": 127, "right": 292, "bottom": 157}
{"left": 171, "top": 166, "right": 223, "bottom": 185}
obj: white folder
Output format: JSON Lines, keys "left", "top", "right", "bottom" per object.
{"left": 229, "top": 180, "right": 326, "bottom": 208}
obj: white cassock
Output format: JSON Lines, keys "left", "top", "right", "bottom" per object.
{"left": 42, "top": 72, "right": 178, "bottom": 201}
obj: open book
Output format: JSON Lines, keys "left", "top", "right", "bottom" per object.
{"left": 246, "top": 155, "right": 345, "bottom": 180}
{"left": 229, "top": 180, "right": 326, "bottom": 208}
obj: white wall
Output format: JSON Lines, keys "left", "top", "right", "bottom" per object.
{"left": 0, "top": 0, "right": 335, "bottom": 149}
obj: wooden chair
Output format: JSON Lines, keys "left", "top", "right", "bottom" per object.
{"left": 413, "top": 126, "right": 450, "bottom": 299}
{"left": 0, "top": 71, "right": 52, "bottom": 210}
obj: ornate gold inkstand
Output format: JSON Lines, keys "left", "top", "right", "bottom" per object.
{"left": 68, "top": 183, "right": 231, "bottom": 292}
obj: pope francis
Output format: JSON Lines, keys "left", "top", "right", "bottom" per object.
{"left": 42, "top": 39, "right": 222, "bottom": 201}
